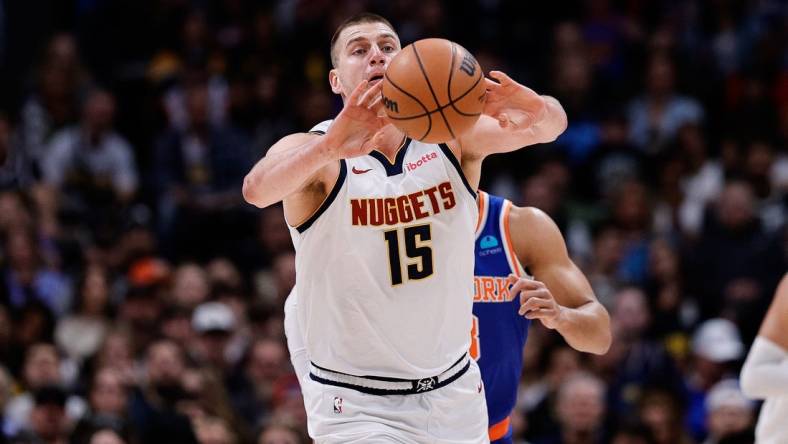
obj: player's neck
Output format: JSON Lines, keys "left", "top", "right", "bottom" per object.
{"left": 374, "top": 125, "right": 407, "bottom": 157}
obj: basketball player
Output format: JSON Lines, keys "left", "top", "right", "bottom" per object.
{"left": 284, "top": 191, "right": 611, "bottom": 443}
{"left": 471, "top": 190, "right": 610, "bottom": 443}
{"left": 243, "top": 13, "right": 567, "bottom": 443}
{"left": 740, "top": 273, "right": 788, "bottom": 444}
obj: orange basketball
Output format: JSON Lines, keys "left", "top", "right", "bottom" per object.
{"left": 381, "top": 38, "right": 486, "bottom": 143}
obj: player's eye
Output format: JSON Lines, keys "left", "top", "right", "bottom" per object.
{"left": 352, "top": 47, "right": 366, "bottom": 56}
{"left": 382, "top": 45, "right": 395, "bottom": 52}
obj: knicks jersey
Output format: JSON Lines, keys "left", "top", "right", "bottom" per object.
{"left": 289, "top": 120, "right": 478, "bottom": 379}
{"left": 472, "top": 191, "right": 530, "bottom": 441}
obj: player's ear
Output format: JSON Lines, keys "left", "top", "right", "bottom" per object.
{"left": 329, "top": 69, "right": 343, "bottom": 95}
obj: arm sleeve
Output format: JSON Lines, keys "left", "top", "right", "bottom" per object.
{"left": 740, "top": 336, "right": 788, "bottom": 399}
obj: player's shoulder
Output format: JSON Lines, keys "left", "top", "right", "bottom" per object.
{"left": 308, "top": 119, "right": 333, "bottom": 135}
{"left": 506, "top": 204, "right": 562, "bottom": 245}
{"left": 507, "top": 204, "right": 550, "bottom": 226}
{"left": 268, "top": 120, "right": 334, "bottom": 155}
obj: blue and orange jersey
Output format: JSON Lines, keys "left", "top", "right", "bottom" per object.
{"left": 472, "top": 191, "right": 531, "bottom": 443}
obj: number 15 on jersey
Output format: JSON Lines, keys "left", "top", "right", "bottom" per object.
{"left": 383, "top": 224, "right": 434, "bottom": 286}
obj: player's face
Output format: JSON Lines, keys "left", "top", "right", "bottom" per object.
{"left": 330, "top": 22, "right": 400, "bottom": 99}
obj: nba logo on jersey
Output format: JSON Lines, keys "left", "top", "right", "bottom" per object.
{"left": 333, "top": 397, "right": 343, "bottom": 414}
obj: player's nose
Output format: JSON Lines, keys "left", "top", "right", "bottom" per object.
{"left": 369, "top": 46, "right": 386, "bottom": 65}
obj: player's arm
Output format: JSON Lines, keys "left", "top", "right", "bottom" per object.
{"left": 740, "top": 273, "right": 788, "bottom": 399}
{"left": 243, "top": 80, "right": 386, "bottom": 222}
{"left": 508, "top": 206, "right": 611, "bottom": 355}
{"left": 243, "top": 132, "right": 336, "bottom": 208}
{"left": 452, "top": 71, "right": 568, "bottom": 159}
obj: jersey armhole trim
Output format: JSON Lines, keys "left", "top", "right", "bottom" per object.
{"left": 475, "top": 190, "right": 488, "bottom": 238}
{"left": 501, "top": 201, "right": 524, "bottom": 277}
{"left": 438, "top": 143, "right": 477, "bottom": 199}
{"left": 295, "top": 159, "right": 346, "bottom": 233}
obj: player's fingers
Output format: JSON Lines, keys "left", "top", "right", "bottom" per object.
{"left": 519, "top": 296, "right": 551, "bottom": 315}
{"left": 485, "top": 77, "right": 501, "bottom": 89}
{"left": 518, "top": 285, "right": 548, "bottom": 304}
{"left": 510, "top": 278, "right": 538, "bottom": 298}
{"left": 359, "top": 80, "right": 383, "bottom": 107}
{"left": 348, "top": 80, "right": 370, "bottom": 106}
{"left": 489, "top": 70, "right": 515, "bottom": 85}
{"left": 367, "top": 94, "right": 383, "bottom": 113}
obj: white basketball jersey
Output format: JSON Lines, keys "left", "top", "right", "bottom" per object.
{"left": 289, "top": 120, "right": 477, "bottom": 379}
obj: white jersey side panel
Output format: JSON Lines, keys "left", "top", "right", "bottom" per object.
{"left": 290, "top": 120, "right": 477, "bottom": 379}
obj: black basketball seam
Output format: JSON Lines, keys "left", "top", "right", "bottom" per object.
{"left": 411, "top": 41, "right": 456, "bottom": 140}
{"left": 385, "top": 65, "right": 484, "bottom": 121}
{"left": 449, "top": 69, "right": 485, "bottom": 117}
{"left": 384, "top": 72, "right": 433, "bottom": 141}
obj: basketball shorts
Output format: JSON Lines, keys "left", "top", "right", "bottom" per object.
{"left": 284, "top": 292, "right": 489, "bottom": 443}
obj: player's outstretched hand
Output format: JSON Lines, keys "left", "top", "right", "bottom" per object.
{"left": 324, "top": 80, "right": 389, "bottom": 159}
{"left": 483, "top": 71, "right": 546, "bottom": 131}
{"left": 507, "top": 274, "right": 564, "bottom": 329}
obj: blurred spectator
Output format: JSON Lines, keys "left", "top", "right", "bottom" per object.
{"left": 190, "top": 302, "right": 236, "bottom": 373}
{"left": 127, "top": 340, "right": 197, "bottom": 444}
{"left": 70, "top": 368, "right": 133, "bottom": 444}
{"left": 674, "top": 123, "right": 724, "bottom": 237}
{"left": 685, "top": 318, "right": 745, "bottom": 441}
{"left": 609, "top": 181, "right": 653, "bottom": 285}
{"left": 9, "top": 386, "right": 70, "bottom": 444}
{"left": 4, "top": 344, "right": 85, "bottom": 436}
{"left": 535, "top": 372, "right": 606, "bottom": 444}
{"left": 592, "top": 287, "right": 684, "bottom": 421}
{"left": 703, "top": 379, "right": 754, "bottom": 444}
{"left": 231, "top": 338, "right": 289, "bottom": 431}
{"left": 684, "top": 181, "right": 785, "bottom": 340}
{"left": 54, "top": 265, "right": 111, "bottom": 363}
{"left": 521, "top": 345, "right": 582, "bottom": 441}
{"left": 628, "top": 54, "right": 704, "bottom": 154}
{"left": 170, "top": 264, "right": 210, "bottom": 311}
{"left": 0, "top": 114, "right": 38, "bottom": 191}
{"left": 19, "top": 33, "right": 90, "bottom": 162}
{"left": 154, "top": 80, "right": 251, "bottom": 261}
{"left": 41, "top": 88, "right": 138, "bottom": 204}
{"left": 0, "top": 227, "right": 72, "bottom": 317}
{"left": 638, "top": 390, "right": 693, "bottom": 444}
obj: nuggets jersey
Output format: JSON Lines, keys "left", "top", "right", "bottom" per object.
{"left": 472, "top": 191, "right": 531, "bottom": 442}
{"left": 289, "top": 120, "right": 478, "bottom": 379}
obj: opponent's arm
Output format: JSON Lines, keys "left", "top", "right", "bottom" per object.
{"left": 455, "top": 71, "right": 568, "bottom": 159}
{"left": 508, "top": 206, "right": 611, "bottom": 355}
{"left": 740, "top": 273, "right": 788, "bottom": 399}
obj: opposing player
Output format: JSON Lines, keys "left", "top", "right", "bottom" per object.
{"left": 284, "top": 191, "right": 611, "bottom": 442}
{"left": 472, "top": 191, "right": 610, "bottom": 443}
{"left": 740, "top": 273, "right": 788, "bottom": 444}
{"left": 243, "top": 12, "right": 567, "bottom": 442}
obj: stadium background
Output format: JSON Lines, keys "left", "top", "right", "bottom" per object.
{"left": 0, "top": 0, "right": 786, "bottom": 443}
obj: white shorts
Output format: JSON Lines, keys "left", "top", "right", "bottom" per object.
{"left": 284, "top": 290, "right": 489, "bottom": 443}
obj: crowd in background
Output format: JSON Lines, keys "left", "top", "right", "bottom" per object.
{"left": 0, "top": 0, "right": 786, "bottom": 443}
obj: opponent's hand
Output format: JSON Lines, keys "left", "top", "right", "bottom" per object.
{"left": 483, "top": 71, "right": 546, "bottom": 130}
{"left": 324, "top": 80, "right": 388, "bottom": 159}
{"left": 507, "top": 274, "right": 564, "bottom": 329}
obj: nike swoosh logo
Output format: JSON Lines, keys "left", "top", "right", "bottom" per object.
{"left": 352, "top": 167, "right": 372, "bottom": 174}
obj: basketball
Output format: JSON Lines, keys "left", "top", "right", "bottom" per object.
{"left": 382, "top": 38, "right": 486, "bottom": 143}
